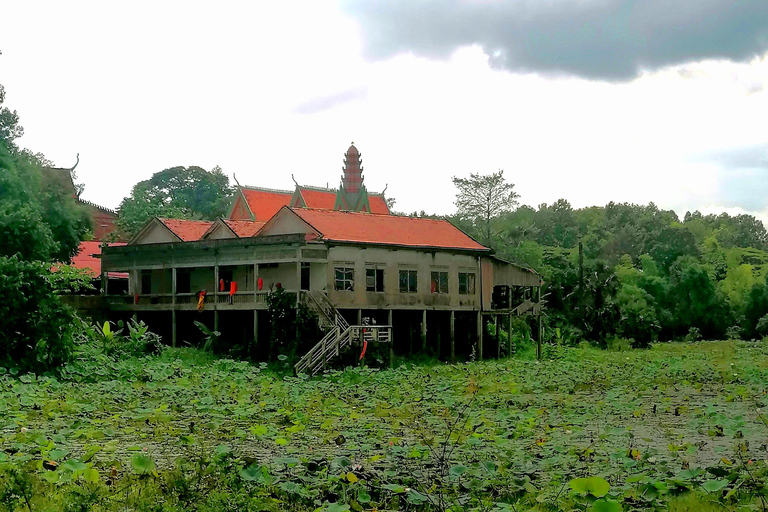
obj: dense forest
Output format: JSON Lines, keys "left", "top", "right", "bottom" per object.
{"left": 452, "top": 190, "right": 768, "bottom": 347}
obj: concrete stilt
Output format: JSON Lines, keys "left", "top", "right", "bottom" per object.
{"left": 450, "top": 311, "right": 455, "bottom": 362}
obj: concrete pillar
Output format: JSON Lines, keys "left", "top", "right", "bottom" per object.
{"left": 493, "top": 315, "right": 501, "bottom": 359}
{"left": 421, "top": 309, "right": 427, "bottom": 352}
{"left": 172, "top": 309, "right": 177, "bottom": 348}
{"left": 450, "top": 311, "right": 455, "bottom": 363}
{"left": 214, "top": 310, "right": 219, "bottom": 333}
{"left": 388, "top": 309, "right": 394, "bottom": 368}
{"left": 253, "top": 310, "right": 258, "bottom": 347}
{"left": 172, "top": 267, "right": 177, "bottom": 296}
{"left": 409, "top": 313, "right": 414, "bottom": 354}
{"left": 477, "top": 311, "right": 483, "bottom": 360}
{"left": 537, "top": 286, "right": 543, "bottom": 360}
{"left": 508, "top": 313, "right": 513, "bottom": 358}
{"left": 214, "top": 265, "right": 219, "bottom": 299}
{"left": 357, "top": 309, "right": 363, "bottom": 325}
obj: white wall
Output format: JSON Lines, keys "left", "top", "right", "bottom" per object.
{"left": 325, "top": 246, "right": 480, "bottom": 310}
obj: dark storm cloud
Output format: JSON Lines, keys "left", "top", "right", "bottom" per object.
{"left": 341, "top": 0, "right": 768, "bottom": 81}
{"left": 293, "top": 87, "right": 368, "bottom": 114}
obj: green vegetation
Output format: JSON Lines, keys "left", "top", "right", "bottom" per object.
{"left": 116, "top": 165, "right": 234, "bottom": 239}
{"left": 2, "top": 341, "right": 768, "bottom": 510}
{"left": 452, "top": 175, "right": 768, "bottom": 347}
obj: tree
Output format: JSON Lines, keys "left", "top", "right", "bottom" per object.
{"left": 117, "top": 165, "right": 234, "bottom": 238}
{"left": 0, "top": 137, "right": 89, "bottom": 262}
{"left": 452, "top": 169, "right": 519, "bottom": 247}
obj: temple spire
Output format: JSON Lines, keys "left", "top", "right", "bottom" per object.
{"left": 341, "top": 142, "right": 363, "bottom": 194}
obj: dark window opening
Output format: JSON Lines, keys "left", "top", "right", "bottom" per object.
{"left": 366, "top": 266, "right": 385, "bottom": 292}
{"left": 301, "top": 262, "right": 310, "bottom": 291}
{"left": 458, "top": 272, "right": 476, "bottom": 295}
{"left": 399, "top": 269, "right": 417, "bottom": 293}
{"left": 141, "top": 270, "right": 152, "bottom": 294}
{"left": 431, "top": 271, "right": 449, "bottom": 294}
{"left": 335, "top": 267, "right": 354, "bottom": 291}
{"left": 219, "top": 269, "right": 233, "bottom": 292}
{"left": 176, "top": 271, "right": 191, "bottom": 294}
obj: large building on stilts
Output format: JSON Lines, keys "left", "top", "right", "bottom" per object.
{"left": 101, "top": 143, "right": 543, "bottom": 374}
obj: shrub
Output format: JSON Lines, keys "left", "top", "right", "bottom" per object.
{"left": 0, "top": 255, "right": 77, "bottom": 372}
{"left": 73, "top": 318, "right": 164, "bottom": 360}
{"left": 607, "top": 337, "right": 634, "bottom": 351}
{"left": 726, "top": 325, "right": 743, "bottom": 340}
{"left": 685, "top": 326, "right": 702, "bottom": 343}
{"left": 265, "top": 287, "right": 321, "bottom": 363}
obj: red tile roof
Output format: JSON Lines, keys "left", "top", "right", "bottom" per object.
{"left": 159, "top": 219, "right": 214, "bottom": 242}
{"left": 290, "top": 208, "right": 489, "bottom": 251}
{"left": 70, "top": 241, "right": 127, "bottom": 277}
{"left": 240, "top": 188, "right": 293, "bottom": 221}
{"left": 224, "top": 219, "right": 265, "bottom": 237}
{"left": 299, "top": 188, "right": 337, "bottom": 209}
{"left": 369, "top": 195, "right": 390, "bottom": 214}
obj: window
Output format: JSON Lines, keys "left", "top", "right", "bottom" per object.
{"left": 458, "top": 272, "right": 476, "bottom": 295}
{"left": 141, "top": 270, "right": 152, "bottom": 294}
{"left": 366, "top": 265, "right": 385, "bottom": 292}
{"left": 334, "top": 266, "right": 355, "bottom": 291}
{"left": 399, "top": 269, "right": 417, "bottom": 293}
{"left": 176, "top": 270, "right": 191, "bottom": 294}
{"left": 430, "top": 271, "right": 449, "bottom": 294}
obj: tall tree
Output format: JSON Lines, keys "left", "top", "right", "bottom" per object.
{"left": 117, "top": 165, "right": 234, "bottom": 238}
{"left": 452, "top": 169, "right": 519, "bottom": 247}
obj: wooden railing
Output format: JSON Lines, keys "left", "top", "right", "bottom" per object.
{"left": 104, "top": 290, "right": 279, "bottom": 308}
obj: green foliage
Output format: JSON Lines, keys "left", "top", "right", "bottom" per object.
{"left": 194, "top": 320, "right": 221, "bottom": 352}
{"left": 0, "top": 256, "right": 78, "bottom": 372}
{"left": 460, "top": 196, "right": 768, "bottom": 344}
{"left": 265, "top": 287, "right": 321, "bottom": 363}
{"left": 74, "top": 318, "right": 164, "bottom": 360}
{"left": 1, "top": 341, "right": 768, "bottom": 510}
{"left": 0, "top": 141, "right": 89, "bottom": 263}
{"left": 117, "top": 165, "right": 233, "bottom": 238}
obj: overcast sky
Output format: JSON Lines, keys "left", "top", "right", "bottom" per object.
{"left": 1, "top": 0, "right": 767, "bottom": 222}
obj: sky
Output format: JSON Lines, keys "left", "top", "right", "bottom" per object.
{"left": 1, "top": 0, "right": 767, "bottom": 223}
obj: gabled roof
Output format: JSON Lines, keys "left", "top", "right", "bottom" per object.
{"left": 69, "top": 240, "right": 127, "bottom": 277}
{"left": 78, "top": 198, "right": 118, "bottom": 217}
{"left": 158, "top": 218, "right": 214, "bottom": 242}
{"left": 223, "top": 219, "right": 265, "bottom": 237}
{"left": 261, "top": 207, "right": 489, "bottom": 251}
{"left": 368, "top": 195, "right": 390, "bottom": 215}
{"left": 236, "top": 186, "right": 294, "bottom": 221}
{"left": 297, "top": 187, "right": 337, "bottom": 210}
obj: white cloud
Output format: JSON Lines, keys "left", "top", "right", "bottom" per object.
{"left": 0, "top": 1, "right": 766, "bottom": 226}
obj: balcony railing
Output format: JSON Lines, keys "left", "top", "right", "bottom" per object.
{"left": 104, "top": 290, "right": 290, "bottom": 308}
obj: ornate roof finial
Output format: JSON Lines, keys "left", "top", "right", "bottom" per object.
{"left": 70, "top": 153, "right": 79, "bottom": 172}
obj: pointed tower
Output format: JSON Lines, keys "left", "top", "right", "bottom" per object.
{"left": 341, "top": 143, "right": 363, "bottom": 193}
{"left": 334, "top": 142, "right": 374, "bottom": 213}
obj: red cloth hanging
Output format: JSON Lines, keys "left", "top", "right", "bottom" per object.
{"left": 229, "top": 281, "right": 238, "bottom": 296}
{"left": 134, "top": 294, "right": 139, "bottom": 305}
{"left": 219, "top": 279, "right": 225, "bottom": 292}
{"left": 431, "top": 281, "right": 436, "bottom": 293}
{"left": 359, "top": 339, "right": 368, "bottom": 360}
{"left": 257, "top": 277, "right": 263, "bottom": 291}
{"left": 197, "top": 290, "right": 207, "bottom": 312}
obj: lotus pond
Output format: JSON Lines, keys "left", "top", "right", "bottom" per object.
{"left": 2, "top": 341, "right": 768, "bottom": 511}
